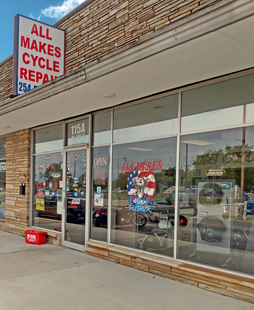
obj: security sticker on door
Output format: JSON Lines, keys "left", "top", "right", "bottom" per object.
{"left": 97, "top": 187, "right": 101, "bottom": 195}
{"left": 94, "top": 194, "right": 103, "bottom": 207}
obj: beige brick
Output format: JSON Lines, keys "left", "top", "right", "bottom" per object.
{"left": 140, "top": 12, "right": 155, "bottom": 23}
{"left": 110, "top": 1, "right": 129, "bottom": 16}
{"left": 143, "top": 0, "right": 159, "bottom": 9}
{"left": 126, "top": 21, "right": 146, "bottom": 36}
{"left": 86, "top": 246, "right": 109, "bottom": 257}
{"left": 109, "top": 13, "right": 128, "bottom": 30}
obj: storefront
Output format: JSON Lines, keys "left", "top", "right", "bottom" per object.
{"left": 28, "top": 71, "right": 254, "bottom": 278}
{"left": 1, "top": 0, "right": 254, "bottom": 302}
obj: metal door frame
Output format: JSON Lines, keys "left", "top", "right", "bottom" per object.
{"left": 61, "top": 143, "right": 90, "bottom": 251}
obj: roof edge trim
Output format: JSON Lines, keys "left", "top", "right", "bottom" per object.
{"left": 0, "top": 54, "right": 12, "bottom": 66}
{"left": 53, "top": 0, "right": 94, "bottom": 27}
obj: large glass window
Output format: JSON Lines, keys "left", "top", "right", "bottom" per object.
{"left": 0, "top": 137, "right": 6, "bottom": 221}
{"left": 91, "top": 111, "right": 111, "bottom": 241}
{"left": 178, "top": 127, "right": 254, "bottom": 275}
{"left": 111, "top": 138, "right": 177, "bottom": 256}
{"left": 65, "top": 149, "right": 87, "bottom": 244}
{"left": 181, "top": 74, "right": 254, "bottom": 133}
{"left": 34, "top": 124, "right": 63, "bottom": 153}
{"left": 93, "top": 112, "right": 111, "bottom": 145}
{"left": 33, "top": 126, "right": 63, "bottom": 231}
{"left": 113, "top": 95, "right": 178, "bottom": 143}
{"left": 91, "top": 146, "right": 110, "bottom": 242}
{"left": 33, "top": 152, "right": 63, "bottom": 230}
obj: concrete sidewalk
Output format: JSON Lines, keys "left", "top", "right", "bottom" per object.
{"left": 0, "top": 231, "right": 253, "bottom": 310}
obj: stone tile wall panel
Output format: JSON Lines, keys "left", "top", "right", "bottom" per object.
{"left": 4, "top": 129, "right": 31, "bottom": 235}
{"left": 86, "top": 240, "right": 254, "bottom": 303}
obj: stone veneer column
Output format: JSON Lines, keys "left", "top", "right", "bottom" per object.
{"left": 5, "top": 129, "right": 31, "bottom": 235}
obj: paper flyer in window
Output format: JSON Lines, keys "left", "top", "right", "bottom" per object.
{"left": 94, "top": 194, "right": 103, "bottom": 207}
{"left": 36, "top": 198, "right": 45, "bottom": 211}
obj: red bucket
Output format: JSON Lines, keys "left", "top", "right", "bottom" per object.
{"left": 25, "top": 230, "right": 47, "bottom": 245}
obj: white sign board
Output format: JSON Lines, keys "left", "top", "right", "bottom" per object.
{"left": 196, "top": 181, "right": 234, "bottom": 254}
{"left": 13, "top": 15, "right": 65, "bottom": 95}
{"left": 57, "top": 201, "right": 63, "bottom": 215}
{"left": 94, "top": 194, "right": 104, "bottom": 207}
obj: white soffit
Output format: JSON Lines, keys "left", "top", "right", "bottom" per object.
{"left": 1, "top": 9, "right": 254, "bottom": 134}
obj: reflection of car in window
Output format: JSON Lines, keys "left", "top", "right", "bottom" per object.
{"left": 35, "top": 189, "right": 85, "bottom": 224}
{"left": 199, "top": 183, "right": 223, "bottom": 205}
{"left": 0, "top": 208, "right": 5, "bottom": 220}
{"left": 45, "top": 195, "right": 57, "bottom": 204}
{"left": 247, "top": 194, "right": 254, "bottom": 215}
{"left": 156, "top": 191, "right": 196, "bottom": 210}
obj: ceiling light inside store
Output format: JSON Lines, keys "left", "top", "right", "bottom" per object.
{"left": 103, "top": 93, "right": 116, "bottom": 98}
{"left": 2, "top": 125, "right": 11, "bottom": 128}
{"left": 127, "top": 147, "right": 154, "bottom": 151}
{"left": 182, "top": 140, "right": 214, "bottom": 146}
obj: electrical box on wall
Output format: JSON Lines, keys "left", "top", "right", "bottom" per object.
{"left": 19, "top": 182, "right": 26, "bottom": 195}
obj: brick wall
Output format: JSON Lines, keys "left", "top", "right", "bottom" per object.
{"left": 0, "top": 0, "right": 222, "bottom": 101}
{"left": 0, "top": 58, "right": 13, "bottom": 102}
{"left": 61, "top": 0, "right": 222, "bottom": 71}
{"left": 4, "top": 129, "right": 31, "bottom": 235}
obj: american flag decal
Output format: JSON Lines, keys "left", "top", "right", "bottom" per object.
{"left": 127, "top": 167, "right": 155, "bottom": 203}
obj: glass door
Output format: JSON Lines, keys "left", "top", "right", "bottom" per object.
{"left": 63, "top": 147, "right": 87, "bottom": 245}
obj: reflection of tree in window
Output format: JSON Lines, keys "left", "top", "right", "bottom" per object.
{"left": 189, "top": 144, "right": 254, "bottom": 192}
{"left": 112, "top": 172, "right": 129, "bottom": 190}
{"left": 44, "top": 162, "right": 62, "bottom": 187}
{"left": 153, "top": 167, "right": 176, "bottom": 196}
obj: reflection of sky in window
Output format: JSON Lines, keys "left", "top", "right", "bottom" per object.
{"left": 93, "top": 112, "right": 111, "bottom": 145}
{"left": 114, "top": 119, "right": 178, "bottom": 143}
{"left": 35, "top": 124, "right": 63, "bottom": 153}
{"left": 246, "top": 103, "right": 254, "bottom": 123}
{"left": 66, "top": 151, "right": 87, "bottom": 181}
{"left": 67, "top": 135, "right": 89, "bottom": 146}
{"left": 181, "top": 106, "right": 243, "bottom": 133}
{"left": 94, "top": 131, "right": 111, "bottom": 145}
{"left": 112, "top": 138, "right": 177, "bottom": 180}
{"left": 35, "top": 152, "right": 62, "bottom": 182}
{"left": 35, "top": 140, "right": 63, "bottom": 154}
